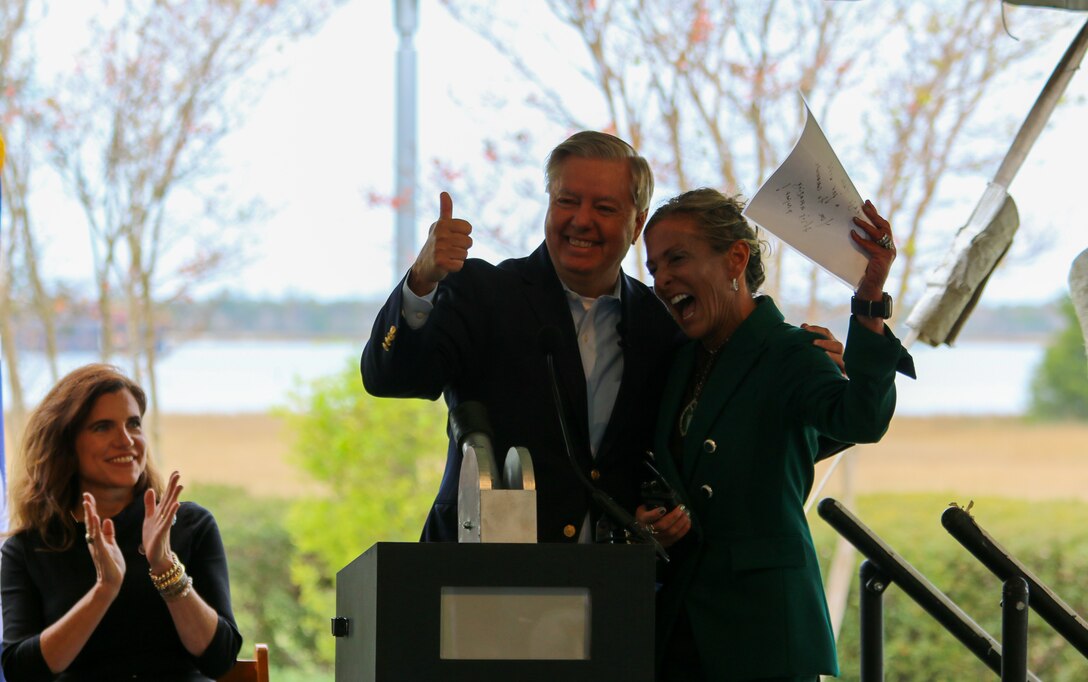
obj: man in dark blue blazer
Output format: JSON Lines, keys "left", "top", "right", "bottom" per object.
{"left": 362, "top": 131, "right": 682, "bottom": 543}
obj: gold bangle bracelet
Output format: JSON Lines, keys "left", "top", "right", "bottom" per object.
{"left": 149, "top": 552, "right": 180, "bottom": 580}
{"left": 155, "top": 570, "right": 185, "bottom": 592}
{"left": 150, "top": 552, "right": 186, "bottom": 589}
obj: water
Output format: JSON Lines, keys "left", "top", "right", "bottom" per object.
{"left": 3, "top": 338, "right": 1046, "bottom": 416}
{"left": 894, "top": 341, "right": 1045, "bottom": 416}
{"left": 4, "top": 339, "right": 359, "bottom": 413}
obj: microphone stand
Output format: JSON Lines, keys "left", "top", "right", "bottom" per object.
{"left": 542, "top": 349, "right": 669, "bottom": 562}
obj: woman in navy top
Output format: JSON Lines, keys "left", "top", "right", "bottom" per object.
{"left": 1, "top": 364, "right": 242, "bottom": 681}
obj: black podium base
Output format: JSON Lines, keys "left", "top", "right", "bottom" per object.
{"left": 335, "top": 542, "right": 656, "bottom": 681}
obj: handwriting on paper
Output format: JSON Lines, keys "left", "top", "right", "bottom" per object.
{"left": 742, "top": 100, "right": 867, "bottom": 289}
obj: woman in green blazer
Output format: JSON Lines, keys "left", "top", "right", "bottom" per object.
{"left": 639, "top": 188, "right": 914, "bottom": 681}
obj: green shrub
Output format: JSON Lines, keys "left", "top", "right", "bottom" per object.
{"left": 186, "top": 484, "right": 318, "bottom": 670}
{"left": 282, "top": 361, "right": 447, "bottom": 667}
{"left": 1030, "top": 296, "right": 1088, "bottom": 420}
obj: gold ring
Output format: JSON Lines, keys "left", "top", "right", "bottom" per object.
{"left": 85, "top": 533, "right": 96, "bottom": 544}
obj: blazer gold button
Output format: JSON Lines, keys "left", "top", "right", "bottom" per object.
{"left": 590, "top": 468, "right": 600, "bottom": 481}
{"left": 701, "top": 484, "right": 714, "bottom": 499}
{"left": 703, "top": 439, "right": 717, "bottom": 453}
{"left": 563, "top": 524, "right": 577, "bottom": 538}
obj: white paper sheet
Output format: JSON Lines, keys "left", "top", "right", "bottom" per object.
{"left": 741, "top": 99, "right": 868, "bottom": 289}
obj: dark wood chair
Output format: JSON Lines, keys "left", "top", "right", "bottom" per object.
{"left": 217, "top": 643, "right": 270, "bottom": 682}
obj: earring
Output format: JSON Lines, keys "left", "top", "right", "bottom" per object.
{"left": 731, "top": 278, "right": 739, "bottom": 292}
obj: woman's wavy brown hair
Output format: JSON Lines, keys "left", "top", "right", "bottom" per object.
{"left": 8, "top": 363, "right": 162, "bottom": 550}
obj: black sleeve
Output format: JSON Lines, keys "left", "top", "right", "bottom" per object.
{"left": 361, "top": 271, "right": 449, "bottom": 399}
{"left": 361, "top": 266, "right": 490, "bottom": 400}
{"left": 1, "top": 535, "right": 58, "bottom": 682}
{"left": 182, "top": 507, "right": 243, "bottom": 678}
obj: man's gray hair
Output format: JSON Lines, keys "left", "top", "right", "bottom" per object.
{"left": 544, "top": 131, "right": 654, "bottom": 213}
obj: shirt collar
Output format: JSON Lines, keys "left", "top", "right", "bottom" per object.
{"left": 560, "top": 275, "right": 623, "bottom": 310}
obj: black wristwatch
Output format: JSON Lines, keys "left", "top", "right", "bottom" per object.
{"left": 851, "top": 292, "right": 893, "bottom": 319}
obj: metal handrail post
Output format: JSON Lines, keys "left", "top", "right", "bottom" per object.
{"left": 859, "top": 559, "right": 888, "bottom": 682}
{"left": 817, "top": 498, "right": 1041, "bottom": 681}
{"left": 1002, "top": 577, "right": 1030, "bottom": 682}
{"left": 942, "top": 506, "right": 1088, "bottom": 658}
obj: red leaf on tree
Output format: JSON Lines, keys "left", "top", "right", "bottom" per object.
{"left": 689, "top": 6, "right": 711, "bottom": 45}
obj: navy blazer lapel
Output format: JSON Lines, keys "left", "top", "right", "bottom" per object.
{"left": 519, "top": 244, "right": 594, "bottom": 467}
{"left": 681, "top": 298, "right": 782, "bottom": 481}
{"left": 595, "top": 273, "right": 655, "bottom": 466}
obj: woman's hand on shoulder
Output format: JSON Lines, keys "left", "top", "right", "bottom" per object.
{"left": 143, "top": 471, "right": 183, "bottom": 574}
{"left": 83, "top": 493, "right": 125, "bottom": 599}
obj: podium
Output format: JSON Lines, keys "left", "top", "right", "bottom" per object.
{"left": 333, "top": 542, "right": 656, "bottom": 681}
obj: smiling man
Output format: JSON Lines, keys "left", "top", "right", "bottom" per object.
{"left": 362, "top": 131, "right": 683, "bottom": 543}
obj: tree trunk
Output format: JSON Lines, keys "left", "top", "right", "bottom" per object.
{"left": 0, "top": 294, "right": 27, "bottom": 452}
{"left": 96, "top": 264, "right": 114, "bottom": 361}
{"left": 138, "top": 269, "right": 163, "bottom": 461}
{"left": 0, "top": 187, "right": 27, "bottom": 450}
{"left": 124, "top": 272, "right": 142, "bottom": 384}
{"left": 4, "top": 157, "right": 59, "bottom": 382}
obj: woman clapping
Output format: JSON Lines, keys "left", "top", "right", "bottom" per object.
{"left": 1, "top": 364, "right": 242, "bottom": 681}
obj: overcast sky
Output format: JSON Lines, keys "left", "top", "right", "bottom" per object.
{"left": 28, "top": 0, "right": 1088, "bottom": 306}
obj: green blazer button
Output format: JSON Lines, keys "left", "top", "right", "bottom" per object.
{"left": 703, "top": 439, "right": 717, "bottom": 453}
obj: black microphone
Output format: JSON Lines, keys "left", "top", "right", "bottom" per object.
{"left": 449, "top": 401, "right": 498, "bottom": 487}
{"left": 537, "top": 326, "right": 668, "bottom": 561}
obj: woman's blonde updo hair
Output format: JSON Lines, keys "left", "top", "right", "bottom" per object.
{"left": 644, "top": 187, "right": 767, "bottom": 293}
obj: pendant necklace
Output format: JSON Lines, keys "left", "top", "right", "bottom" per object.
{"left": 678, "top": 342, "right": 724, "bottom": 437}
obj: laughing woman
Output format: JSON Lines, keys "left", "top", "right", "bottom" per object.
{"left": 1, "top": 364, "right": 242, "bottom": 681}
{"left": 639, "top": 189, "right": 914, "bottom": 682}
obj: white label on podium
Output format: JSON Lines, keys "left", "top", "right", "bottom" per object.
{"left": 439, "top": 587, "right": 591, "bottom": 660}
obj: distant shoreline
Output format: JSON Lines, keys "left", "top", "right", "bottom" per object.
{"left": 9, "top": 413, "right": 1081, "bottom": 503}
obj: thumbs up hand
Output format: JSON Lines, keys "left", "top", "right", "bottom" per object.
{"left": 408, "top": 191, "right": 474, "bottom": 296}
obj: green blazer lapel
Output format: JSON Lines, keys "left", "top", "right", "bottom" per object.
{"left": 654, "top": 343, "right": 696, "bottom": 482}
{"left": 681, "top": 298, "right": 784, "bottom": 479}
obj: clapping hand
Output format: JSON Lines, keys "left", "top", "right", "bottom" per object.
{"left": 82, "top": 493, "right": 125, "bottom": 598}
{"left": 143, "top": 471, "right": 183, "bottom": 575}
